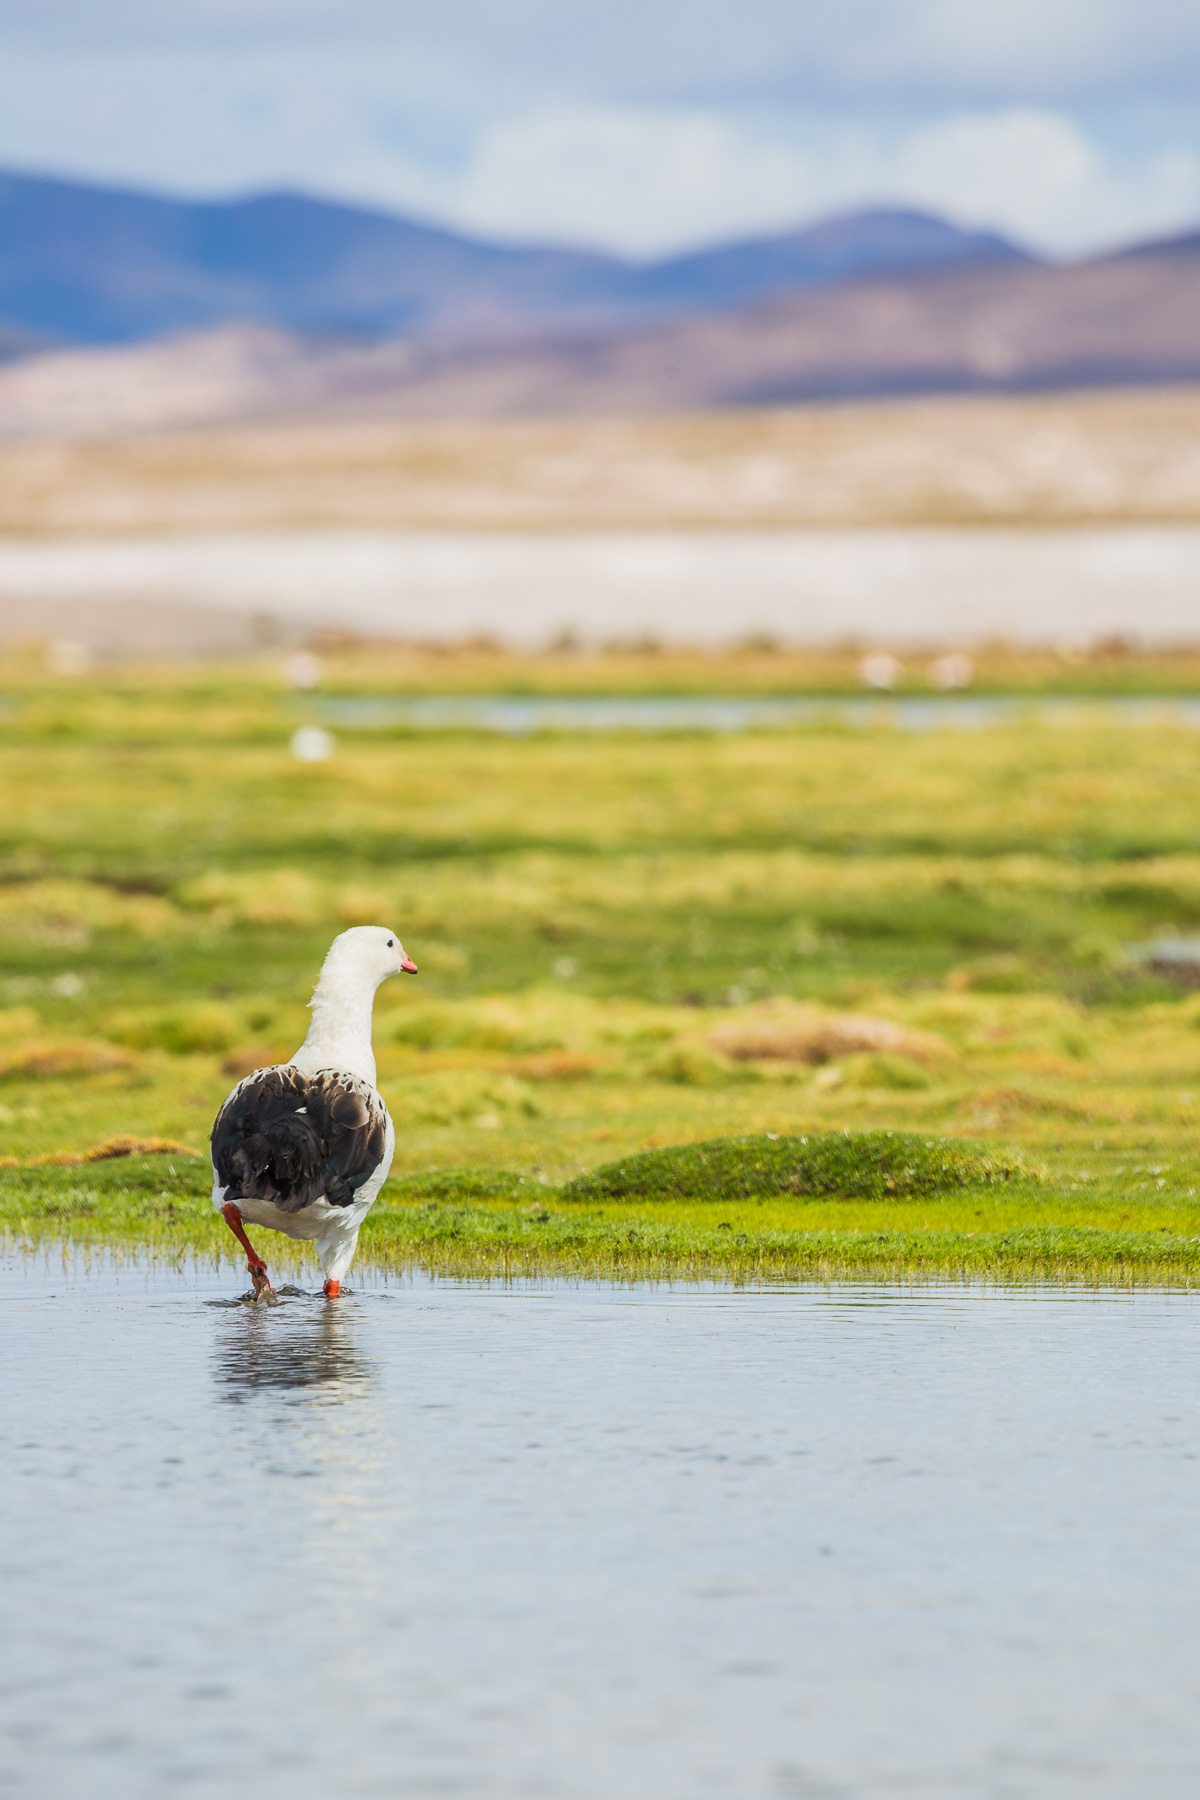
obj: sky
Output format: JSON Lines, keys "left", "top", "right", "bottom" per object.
{"left": 0, "top": 1, "right": 1198, "bottom": 259}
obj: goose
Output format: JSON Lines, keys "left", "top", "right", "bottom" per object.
{"left": 210, "top": 926, "right": 417, "bottom": 1298}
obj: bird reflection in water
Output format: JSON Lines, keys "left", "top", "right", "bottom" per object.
{"left": 212, "top": 1297, "right": 375, "bottom": 1403}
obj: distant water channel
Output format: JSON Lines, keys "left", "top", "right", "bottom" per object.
{"left": 314, "top": 692, "right": 1200, "bottom": 734}
{"left": 5, "top": 1254, "right": 1200, "bottom": 1799}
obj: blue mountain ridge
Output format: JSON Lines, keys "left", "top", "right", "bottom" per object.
{"left": 0, "top": 167, "right": 1036, "bottom": 348}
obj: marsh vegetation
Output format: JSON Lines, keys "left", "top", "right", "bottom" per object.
{"left": 5, "top": 642, "right": 1200, "bottom": 1280}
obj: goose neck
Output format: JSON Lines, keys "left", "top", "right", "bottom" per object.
{"left": 293, "top": 975, "right": 378, "bottom": 1085}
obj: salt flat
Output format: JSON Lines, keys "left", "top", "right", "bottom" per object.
{"left": 0, "top": 525, "right": 1198, "bottom": 652}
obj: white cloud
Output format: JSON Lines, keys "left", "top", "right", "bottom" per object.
{"left": 886, "top": 109, "right": 1200, "bottom": 253}
{"left": 432, "top": 103, "right": 1200, "bottom": 257}
{"left": 443, "top": 109, "right": 826, "bottom": 257}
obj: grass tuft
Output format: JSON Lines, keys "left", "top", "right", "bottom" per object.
{"left": 388, "top": 1166, "right": 547, "bottom": 1203}
{"left": 0, "top": 1040, "right": 137, "bottom": 1080}
{"left": 30, "top": 1135, "right": 195, "bottom": 1167}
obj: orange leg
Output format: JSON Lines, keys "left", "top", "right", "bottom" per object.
{"left": 221, "top": 1201, "right": 274, "bottom": 1298}
{"left": 323, "top": 1279, "right": 341, "bottom": 1299}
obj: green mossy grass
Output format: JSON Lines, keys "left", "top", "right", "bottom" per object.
{"left": 4, "top": 1135, "right": 1198, "bottom": 1286}
{"left": 388, "top": 1167, "right": 542, "bottom": 1203}
{"left": 8, "top": 652, "right": 1200, "bottom": 1286}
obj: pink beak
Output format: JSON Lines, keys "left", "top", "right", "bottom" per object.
{"left": 400, "top": 954, "right": 418, "bottom": 973}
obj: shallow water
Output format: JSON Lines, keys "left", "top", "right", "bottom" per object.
{"left": 4, "top": 1254, "right": 1200, "bottom": 1799}
{"left": 315, "top": 692, "right": 1200, "bottom": 735}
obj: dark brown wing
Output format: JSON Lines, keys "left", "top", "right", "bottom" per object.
{"left": 211, "top": 1066, "right": 389, "bottom": 1213}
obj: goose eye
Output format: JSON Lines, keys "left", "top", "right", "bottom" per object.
{"left": 386, "top": 937, "right": 395, "bottom": 947}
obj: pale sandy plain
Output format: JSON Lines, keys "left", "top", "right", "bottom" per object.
{"left": 4, "top": 386, "right": 1200, "bottom": 535}
{"left": 1, "top": 387, "right": 1199, "bottom": 654}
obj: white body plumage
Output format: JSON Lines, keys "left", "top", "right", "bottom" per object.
{"left": 210, "top": 926, "right": 416, "bottom": 1293}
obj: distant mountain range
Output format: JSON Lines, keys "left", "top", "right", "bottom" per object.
{"left": 0, "top": 168, "right": 1032, "bottom": 349}
{"left": 0, "top": 168, "right": 1198, "bottom": 435}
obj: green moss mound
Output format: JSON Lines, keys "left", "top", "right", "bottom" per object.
{"left": 561, "top": 1131, "right": 1026, "bottom": 1204}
